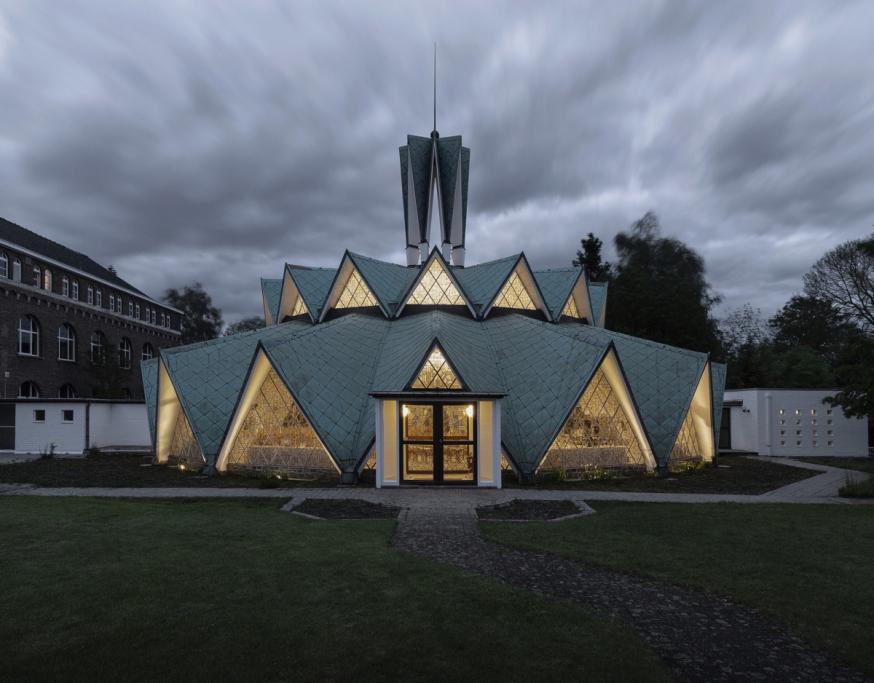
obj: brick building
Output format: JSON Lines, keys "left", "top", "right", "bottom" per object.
{"left": 0, "top": 216, "right": 181, "bottom": 400}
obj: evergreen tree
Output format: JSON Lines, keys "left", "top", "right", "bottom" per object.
{"left": 572, "top": 232, "right": 612, "bottom": 281}
{"left": 163, "top": 282, "right": 224, "bottom": 345}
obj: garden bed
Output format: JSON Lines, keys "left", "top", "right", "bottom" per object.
{"left": 293, "top": 498, "right": 400, "bottom": 519}
{"left": 478, "top": 499, "right": 582, "bottom": 521}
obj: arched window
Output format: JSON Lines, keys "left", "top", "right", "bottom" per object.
{"left": 58, "top": 324, "right": 76, "bottom": 361}
{"left": 62, "top": 276, "right": 69, "bottom": 296}
{"left": 89, "top": 331, "right": 106, "bottom": 364}
{"left": 43, "top": 268, "right": 52, "bottom": 291}
{"left": 72, "top": 280, "right": 79, "bottom": 300}
{"left": 142, "top": 343, "right": 155, "bottom": 361}
{"left": 18, "top": 315, "right": 40, "bottom": 356}
{"left": 87, "top": 286, "right": 94, "bottom": 304}
{"left": 33, "top": 265, "right": 41, "bottom": 287}
{"left": 119, "top": 337, "right": 132, "bottom": 369}
{"left": 0, "top": 252, "right": 7, "bottom": 278}
{"left": 95, "top": 289, "right": 102, "bottom": 307}
{"left": 58, "top": 384, "right": 78, "bottom": 399}
{"left": 12, "top": 258, "right": 21, "bottom": 281}
{"left": 18, "top": 381, "right": 40, "bottom": 398}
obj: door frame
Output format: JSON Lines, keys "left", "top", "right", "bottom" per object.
{"left": 398, "top": 400, "right": 478, "bottom": 484}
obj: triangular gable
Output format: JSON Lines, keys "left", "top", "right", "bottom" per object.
{"left": 215, "top": 346, "right": 339, "bottom": 475}
{"left": 408, "top": 342, "right": 465, "bottom": 390}
{"left": 395, "top": 249, "right": 476, "bottom": 317}
{"left": 155, "top": 358, "right": 206, "bottom": 469}
{"left": 562, "top": 295, "right": 581, "bottom": 318}
{"left": 287, "top": 265, "right": 336, "bottom": 321}
{"left": 667, "top": 363, "right": 715, "bottom": 469}
{"left": 538, "top": 347, "right": 656, "bottom": 473}
{"left": 533, "top": 268, "right": 592, "bottom": 322}
{"left": 451, "top": 254, "right": 519, "bottom": 314}
{"left": 260, "top": 278, "right": 282, "bottom": 325}
{"left": 588, "top": 282, "right": 608, "bottom": 327}
{"left": 276, "top": 268, "right": 313, "bottom": 323}
{"left": 319, "top": 253, "right": 386, "bottom": 321}
{"left": 483, "top": 255, "right": 551, "bottom": 321}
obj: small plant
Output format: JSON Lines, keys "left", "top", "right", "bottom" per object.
{"left": 839, "top": 473, "right": 874, "bottom": 498}
{"left": 40, "top": 443, "right": 57, "bottom": 460}
{"left": 258, "top": 474, "right": 281, "bottom": 489}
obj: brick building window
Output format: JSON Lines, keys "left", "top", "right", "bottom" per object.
{"left": 0, "top": 251, "right": 6, "bottom": 277}
{"left": 151, "top": 310, "right": 156, "bottom": 325}
{"left": 12, "top": 258, "right": 21, "bottom": 281}
{"left": 128, "top": 301, "right": 133, "bottom": 317}
{"left": 33, "top": 265, "right": 41, "bottom": 287}
{"left": 135, "top": 304, "right": 140, "bottom": 318}
{"left": 18, "top": 315, "right": 40, "bottom": 356}
{"left": 58, "top": 384, "right": 78, "bottom": 399}
{"left": 96, "top": 289, "right": 102, "bottom": 307}
{"left": 58, "top": 324, "right": 76, "bottom": 362}
{"left": 109, "top": 294, "right": 115, "bottom": 311}
{"left": 87, "top": 286, "right": 94, "bottom": 304}
{"left": 18, "top": 381, "right": 40, "bottom": 399}
{"left": 89, "top": 331, "right": 106, "bottom": 364}
{"left": 43, "top": 269, "right": 52, "bottom": 291}
{"left": 142, "top": 343, "right": 155, "bottom": 361}
{"left": 119, "top": 338, "right": 132, "bottom": 369}
{"left": 62, "top": 276, "right": 69, "bottom": 296}
{"left": 72, "top": 280, "right": 79, "bottom": 300}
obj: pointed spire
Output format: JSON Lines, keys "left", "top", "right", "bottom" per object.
{"left": 433, "top": 42, "right": 437, "bottom": 134}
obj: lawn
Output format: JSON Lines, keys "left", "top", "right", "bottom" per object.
{"left": 0, "top": 452, "right": 342, "bottom": 488}
{"left": 505, "top": 455, "right": 817, "bottom": 494}
{"left": 482, "top": 502, "right": 874, "bottom": 677}
{"left": 0, "top": 497, "right": 670, "bottom": 683}
{"left": 796, "top": 457, "right": 874, "bottom": 497}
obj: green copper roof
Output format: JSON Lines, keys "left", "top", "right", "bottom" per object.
{"left": 589, "top": 282, "right": 608, "bottom": 326}
{"left": 451, "top": 254, "right": 519, "bottom": 314}
{"left": 347, "top": 252, "right": 419, "bottom": 315}
{"left": 157, "top": 308, "right": 719, "bottom": 473}
{"left": 533, "top": 268, "right": 581, "bottom": 321}
{"left": 260, "top": 278, "right": 282, "bottom": 322}
{"left": 285, "top": 265, "right": 336, "bottom": 320}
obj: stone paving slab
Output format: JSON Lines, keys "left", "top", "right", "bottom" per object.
{"left": 392, "top": 505, "right": 869, "bottom": 683}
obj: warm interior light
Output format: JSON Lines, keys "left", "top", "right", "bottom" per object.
{"left": 402, "top": 405, "right": 410, "bottom": 417}
{"left": 465, "top": 405, "right": 474, "bottom": 418}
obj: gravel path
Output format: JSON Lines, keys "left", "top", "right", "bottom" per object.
{"left": 393, "top": 506, "right": 868, "bottom": 683}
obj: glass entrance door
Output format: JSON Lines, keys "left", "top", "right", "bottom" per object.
{"left": 401, "top": 402, "right": 476, "bottom": 483}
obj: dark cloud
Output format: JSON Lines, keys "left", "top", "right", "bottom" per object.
{"left": 0, "top": 0, "right": 872, "bottom": 324}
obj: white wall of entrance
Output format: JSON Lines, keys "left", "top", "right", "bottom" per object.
{"left": 375, "top": 398, "right": 501, "bottom": 488}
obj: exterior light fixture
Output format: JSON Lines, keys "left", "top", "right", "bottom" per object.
{"left": 179, "top": 464, "right": 186, "bottom": 471}
{"left": 465, "top": 405, "right": 474, "bottom": 417}
{"left": 402, "top": 405, "right": 410, "bottom": 417}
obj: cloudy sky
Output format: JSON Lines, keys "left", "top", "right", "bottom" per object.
{"left": 1, "top": 1, "right": 872, "bottom": 324}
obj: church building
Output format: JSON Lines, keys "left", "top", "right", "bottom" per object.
{"left": 142, "top": 125, "right": 726, "bottom": 487}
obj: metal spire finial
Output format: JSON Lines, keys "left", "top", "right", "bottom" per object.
{"left": 433, "top": 42, "right": 437, "bottom": 133}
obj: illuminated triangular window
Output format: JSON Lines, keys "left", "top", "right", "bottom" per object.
{"left": 407, "top": 258, "right": 464, "bottom": 306}
{"left": 411, "top": 346, "right": 462, "bottom": 389}
{"left": 494, "top": 271, "right": 536, "bottom": 310}
{"left": 336, "top": 268, "right": 378, "bottom": 309}
{"left": 167, "top": 407, "right": 205, "bottom": 470}
{"left": 227, "top": 366, "right": 334, "bottom": 477}
{"left": 562, "top": 295, "right": 581, "bottom": 319}
{"left": 291, "top": 296, "right": 308, "bottom": 317}
{"left": 669, "top": 406, "right": 702, "bottom": 468}
{"left": 543, "top": 367, "right": 647, "bottom": 471}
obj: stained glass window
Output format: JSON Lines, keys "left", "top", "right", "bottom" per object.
{"left": 493, "top": 271, "right": 536, "bottom": 310}
{"left": 668, "top": 405, "right": 703, "bottom": 470}
{"left": 407, "top": 259, "right": 464, "bottom": 306}
{"left": 167, "top": 407, "right": 205, "bottom": 470}
{"left": 226, "top": 367, "right": 334, "bottom": 478}
{"left": 335, "top": 269, "right": 378, "bottom": 309}
{"left": 562, "top": 295, "right": 581, "bottom": 318}
{"left": 411, "top": 347, "right": 462, "bottom": 390}
{"left": 543, "top": 367, "right": 647, "bottom": 473}
{"left": 291, "top": 296, "right": 308, "bottom": 317}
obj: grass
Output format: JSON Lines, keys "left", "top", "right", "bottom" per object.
{"left": 0, "top": 452, "right": 342, "bottom": 488}
{"left": 482, "top": 502, "right": 874, "bottom": 677}
{"left": 505, "top": 455, "right": 817, "bottom": 494}
{"left": 0, "top": 497, "right": 671, "bottom": 683}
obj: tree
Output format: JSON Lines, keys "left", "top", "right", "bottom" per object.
{"left": 770, "top": 346, "right": 835, "bottom": 389}
{"left": 719, "top": 304, "right": 773, "bottom": 388}
{"left": 607, "top": 211, "right": 722, "bottom": 354}
{"left": 163, "top": 282, "right": 223, "bottom": 345}
{"left": 573, "top": 232, "right": 612, "bottom": 281}
{"left": 89, "top": 346, "right": 129, "bottom": 399}
{"left": 224, "top": 317, "right": 265, "bottom": 336}
{"left": 803, "top": 237, "right": 874, "bottom": 332}
{"left": 828, "top": 330, "right": 874, "bottom": 418}
{"left": 770, "top": 295, "right": 852, "bottom": 365}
